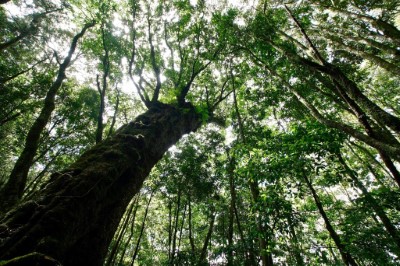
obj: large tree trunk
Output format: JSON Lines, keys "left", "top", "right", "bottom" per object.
{"left": 0, "top": 102, "right": 201, "bottom": 266}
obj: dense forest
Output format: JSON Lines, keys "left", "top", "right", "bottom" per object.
{"left": 0, "top": 0, "right": 399, "bottom": 265}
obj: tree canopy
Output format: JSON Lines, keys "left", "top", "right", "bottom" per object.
{"left": 0, "top": 0, "right": 399, "bottom": 265}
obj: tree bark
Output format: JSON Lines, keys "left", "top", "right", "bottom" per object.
{"left": 0, "top": 102, "right": 201, "bottom": 265}
{"left": 0, "top": 22, "right": 95, "bottom": 212}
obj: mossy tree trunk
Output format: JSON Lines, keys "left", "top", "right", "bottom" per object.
{"left": 0, "top": 102, "right": 201, "bottom": 266}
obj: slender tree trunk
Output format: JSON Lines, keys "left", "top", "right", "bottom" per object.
{"left": 177, "top": 203, "right": 187, "bottom": 254}
{"left": 188, "top": 196, "right": 196, "bottom": 257}
{"left": 328, "top": 245, "right": 340, "bottom": 265}
{"left": 107, "top": 87, "right": 120, "bottom": 138}
{"left": 347, "top": 141, "right": 393, "bottom": 182}
{"left": 234, "top": 203, "right": 254, "bottom": 265}
{"left": 0, "top": 57, "right": 47, "bottom": 85}
{"left": 168, "top": 200, "right": 173, "bottom": 262}
{"left": 337, "top": 153, "right": 400, "bottom": 253}
{"left": 324, "top": 29, "right": 400, "bottom": 59}
{"left": 0, "top": 9, "right": 55, "bottom": 51}
{"left": 0, "top": 113, "right": 21, "bottom": 126}
{"left": 0, "top": 102, "right": 201, "bottom": 265}
{"left": 96, "top": 74, "right": 106, "bottom": 144}
{"left": 271, "top": 14, "right": 400, "bottom": 135}
{"left": 318, "top": 3, "right": 400, "bottom": 45}
{"left": 105, "top": 196, "right": 138, "bottom": 266}
{"left": 287, "top": 215, "right": 304, "bottom": 266}
{"left": 117, "top": 200, "right": 140, "bottom": 266}
{"left": 323, "top": 33, "right": 400, "bottom": 75}
{"left": 329, "top": 80, "right": 400, "bottom": 186}
{"left": 130, "top": 189, "right": 154, "bottom": 265}
{"left": 346, "top": 143, "right": 386, "bottom": 187}
{"left": 228, "top": 163, "right": 235, "bottom": 266}
{"left": 199, "top": 207, "right": 216, "bottom": 264}
{"left": 255, "top": 56, "right": 400, "bottom": 161}
{"left": 170, "top": 188, "right": 182, "bottom": 265}
{"left": 0, "top": 22, "right": 95, "bottom": 212}
{"left": 248, "top": 181, "right": 273, "bottom": 266}
{"left": 370, "top": 19, "right": 400, "bottom": 45}
{"left": 227, "top": 151, "right": 255, "bottom": 265}
{"left": 305, "top": 59, "right": 400, "bottom": 135}
{"left": 379, "top": 155, "right": 400, "bottom": 187}
{"left": 23, "top": 149, "right": 62, "bottom": 199}
{"left": 302, "top": 173, "right": 358, "bottom": 266}
{"left": 233, "top": 86, "right": 271, "bottom": 265}
{"left": 289, "top": 84, "right": 400, "bottom": 160}
{"left": 95, "top": 24, "right": 110, "bottom": 144}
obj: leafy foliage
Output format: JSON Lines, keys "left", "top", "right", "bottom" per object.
{"left": 1, "top": 0, "right": 400, "bottom": 265}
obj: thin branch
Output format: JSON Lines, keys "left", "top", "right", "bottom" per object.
{"left": 0, "top": 57, "right": 48, "bottom": 84}
{"left": 211, "top": 78, "right": 231, "bottom": 111}
{"left": 129, "top": 60, "right": 149, "bottom": 105}
{"left": 107, "top": 86, "right": 120, "bottom": 137}
{"left": 164, "top": 21, "right": 175, "bottom": 72}
{"left": 96, "top": 74, "right": 102, "bottom": 94}
{"left": 284, "top": 5, "right": 326, "bottom": 65}
{"left": 147, "top": 17, "right": 161, "bottom": 102}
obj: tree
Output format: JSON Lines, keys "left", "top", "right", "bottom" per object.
{"left": 0, "top": 21, "right": 95, "bottom": 212}
{"left": 1, "top": 0, "right": 400, "bottom": 265}
{"left": 0, "top": 0, "right": 228, "bottom": 264}
{"left": 0, "top": 102, "right": 201, "bottom": 265}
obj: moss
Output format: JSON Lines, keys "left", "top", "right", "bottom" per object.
{"left": 0, "top": 252, "right": 61, "bottom": 265}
